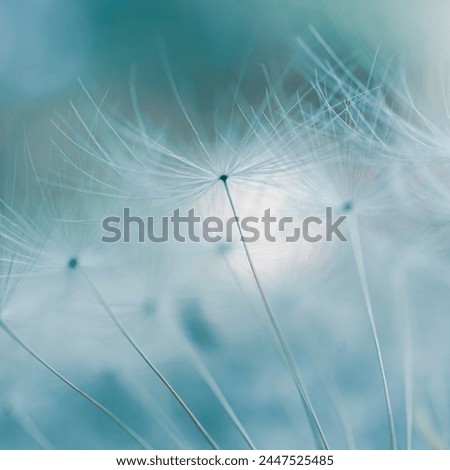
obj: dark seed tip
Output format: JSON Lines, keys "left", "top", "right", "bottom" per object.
{"left": 219, "top": 174, "right": 228, "bottom": 182}
{"left": 342, "top": 201, "right": 353, "bottom": 213}
{"left": 68, "top": 257, "right": 78, "bottom": 270}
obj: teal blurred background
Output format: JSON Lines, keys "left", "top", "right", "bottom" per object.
{"left": 1, "top": 0, "right": 450, "bottom": 451}
{"left": 1, "top": 0, "right": 447, "bottom": 162}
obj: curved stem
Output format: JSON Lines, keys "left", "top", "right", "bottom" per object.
{"left": 80, "top": 269, "right": 219, "bottom": 450}
{"left": 349, "top": 217, "right": 397, "bottom": 449}
{"left": 0, "top": 321, "right": 151, "bottom": 450}
{"left": 221, "top": 177, "right": 328, "bottom": 450}
{"left": 393, "top": 263, "right": 413, "bottom": 449}
{"left": 174, "top": 326, "right": 256, "bottom": 449}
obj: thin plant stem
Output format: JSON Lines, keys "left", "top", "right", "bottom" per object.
{"left": 174, "top": 328, "right": 256, "bottom": 449}
{"left": 0, "top": 321, "right": 151, "bottom": 450}
{"left": 393, "top": 264, "right": 413, "bottom": 449}
{"left": 349, "top": 217, "right": 397, "bottom": 449}
{"left": 220, "top": 175, "right": 328, "bottom": 450}
{"left": 80, "top": 268, "right": 219, "bottom": 450}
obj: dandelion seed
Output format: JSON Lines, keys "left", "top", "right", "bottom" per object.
{"left": 3, "top": 194, "right": 221, "bottom": 449}
{"left": 0, "top": 234, "right": 151, "bottom": 449}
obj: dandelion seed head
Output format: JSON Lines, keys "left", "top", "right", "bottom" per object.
{"left": 4, "top": 22, "right": 450, "bottom": 449}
